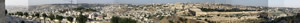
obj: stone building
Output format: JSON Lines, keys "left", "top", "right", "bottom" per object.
{"left": 188, "top": 8, "right": 261, "bottom": 16}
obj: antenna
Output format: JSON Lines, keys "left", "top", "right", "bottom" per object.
{"left": 70, "top": 0, "right": 73, "bottom": 4}
{"left": 71, "top": 0, "right": 73, "bottom": 4}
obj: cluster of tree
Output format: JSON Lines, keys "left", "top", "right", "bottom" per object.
{"left": 47, "top": 14, "right": 75, "bottom": 22}
{"left": 8, "top": 12, "right": 46, "bottom": 18}
{"left": 33, "top": 13, "right": 40, "bottom": 17}
{"left": 9, "top": 12, "right": 76, "bottom": 22}
{"left": 111, "top": 16, "right": 137, "bottom": 23}
{"left": 72, "top": 7, "right": 97, "bottom": 12}
{"left": 48, "top": 14, "right": 75, "bottom": 22}
{"left": 9, "top": 12, "right": 29, "bottom": 16}
{"left": 66, "top": 17, "right": 73, "bottom": 22}
{"left": 9, "top": 12, "right": 37, "bottom": 17}
{"left": 56, "top": 15, "right": 64, "bottom": 20}
{"left": 10, "top": 11, "right": 98, "bottom": 23}
{"left": 58, "top": 10, "right": 69, "bottom": 13}
{"left": 76, "top": 14, "right": 88, "bottom": 23}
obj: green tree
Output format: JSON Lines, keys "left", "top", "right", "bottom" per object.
{"left": 56, "top": 15, "right": 64, "bottom": 20}
{"left": 42, "top": 13, "right": 48, "bottom": 17}
{"left": 66, "top": 17, "right": 73, "bottom": 22}
{"left": 111, "top": 16, "right": 120, "bottom": 23}
{"left": 76, "top": 14, "right": 88, "bottom": 23}
{"left": 73, "top": 7, "right": 85, "bottom": 11}
{"left": 83, "top": 8, "right": 97, "bottom": 12}
{"left": 16, "top": 12, "right": 23, "bottom": 16}
{"left": 34, "top": 13, "right": 40, "bottom": 18}
{"left": 8, "top": 13, "right": 13, "bottom": 15}
{"left": 111, "top": 16, "right": 137, "bottom": 23}
{"left": 49, "top": 15, "right": 55, "bottom": 20}
{"left": 23, "top": 12, "right": 29, "bottom": 17}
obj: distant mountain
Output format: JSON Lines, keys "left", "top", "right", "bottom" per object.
{"left": 27, "top": 4, "right": 110, "bottom": 12}
{"left": 5, "top": 5, "right": 28, "bottom": 13}
{"left": 25, "top": 3, "right": 272, "bottom": 13}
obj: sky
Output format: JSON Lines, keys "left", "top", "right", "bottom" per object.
{"left": 5, "top": 0, "right": 300, "bottom": 7}
{"left": 5, "top": 0, "right": 28, "bottom": 6}
{"left": 268, "top": 0, "right": 284, "bottom": 7}
{"left": 284, "top": 0, "right": 300, "bottom": 7}
{"left": 28, "top": 0, "right": 70, "bottom": 5}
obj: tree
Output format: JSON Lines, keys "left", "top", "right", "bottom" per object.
{"left": 31, "top": 14, "right": 35, "bottom": 17}
{"left": 111, "top": 16, "right": 120, "bottom": 23}
{"left": 8, "top": 13, "right": 13, "bottom": 15}
{"left": 23, "top": 12, "right": 29, "bottom": 17}
{"left": 76, "top": 14, "right": 88, "bottom": 23}
{"left": 42, "top": 13, "right": 48, "bottom": 17}
{"left": 56, "top": 15, "right": 64, "bottom": 20}
{"left": 66, "top": 17, "right": 73, "bottom": 22}
{"left": 49, "top": 15, "right": 55, "bottom": 20}
{"left": 111, "top": 16, "right": 137, "bottom": 23}
{"left": 73, "top": 7, "right": 85, "bottom": 11}
{"left": 83, "top": 8, "right": 97, "bottom": 12}
{"left": 16, "top": 12, "right": 23, "bottom": 16}
{"left": 34, "top": 13, "right": 40, "bottom": 18}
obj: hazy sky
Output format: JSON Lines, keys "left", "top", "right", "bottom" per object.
{"left": 5, "top": 0, "right": 300, "bottom": 7}
{"left": 284, "top": 0, "right": 300, "bottom": 7}
{"left": 268, "top": 0, "right": 284, "bottom": 7}
{"left": 5, "top": 0, "right": 28, "bottom": 6}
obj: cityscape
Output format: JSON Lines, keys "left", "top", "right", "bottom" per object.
{"left": 4, "top": 0, "right": 300, "bottom": 23}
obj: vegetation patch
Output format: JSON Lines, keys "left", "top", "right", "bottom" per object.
{"left": 111, "top": 16, "right": 137, "bottom": 23}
